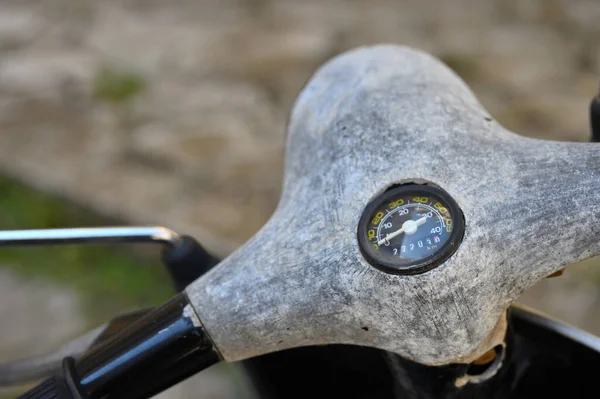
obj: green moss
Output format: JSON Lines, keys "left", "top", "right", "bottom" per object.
{"left": 0, "top": 176, "right": 173, "bottom": 325}
{"left": 93, "top": 66, "right": 147, "bottom": 106}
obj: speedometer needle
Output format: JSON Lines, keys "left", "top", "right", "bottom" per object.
{"left": 377, "top": 215, "right": 427, "bottom": 246}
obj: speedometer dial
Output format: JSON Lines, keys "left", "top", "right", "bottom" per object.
{"left": 357, "top": 184, "right": 464, "bottom": 275}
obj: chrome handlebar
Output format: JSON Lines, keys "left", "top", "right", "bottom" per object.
{"left": 0, "top": 226, "right": 181, "bottom": 248}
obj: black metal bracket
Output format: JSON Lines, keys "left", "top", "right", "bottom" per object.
{"left": 590, "top": 88, "right": 600, "bottom": 142}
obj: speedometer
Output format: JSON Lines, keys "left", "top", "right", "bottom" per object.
{"left": 357, "top": 184, "right": 465, "bottom": 275}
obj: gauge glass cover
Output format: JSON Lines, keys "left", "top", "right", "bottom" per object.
{"left": 357, "top": 184, "right": 465, "bottom": 275}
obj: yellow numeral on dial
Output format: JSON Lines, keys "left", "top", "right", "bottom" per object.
{"left": 388, "top": 199, "right": 405, "bottom": 208}
{"left": 446, "top": 218, "right": 453, "bottom": 232}
{"left": 434, "top": 202, "right": 448, "bottom": 214}
{"left": 371, "top": 212, "right": 384, "bottom": 225}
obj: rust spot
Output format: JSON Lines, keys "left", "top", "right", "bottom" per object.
{"left": 547, "top": 269, "right": 565, "bottom": 278}
{"left": 472, "top": 348, "right": 496, "bottom": 366}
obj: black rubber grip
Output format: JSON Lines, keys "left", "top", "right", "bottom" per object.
{"left": 18, "top": 376, "right": 68, "bottom": 399}
{"left": 18, "top": 358, "right": 85, "bottom": 399}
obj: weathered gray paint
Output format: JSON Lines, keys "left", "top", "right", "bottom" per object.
{"left": 186, "top": 45, "right": 600, "bottom": 366}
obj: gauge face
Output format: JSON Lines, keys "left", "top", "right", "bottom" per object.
{"left": 357, "top": 184, "right": 464, "bottom": 275}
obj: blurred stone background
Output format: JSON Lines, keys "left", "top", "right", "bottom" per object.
{"left": 0, "top": 0, "right": 599, "bottom": 397}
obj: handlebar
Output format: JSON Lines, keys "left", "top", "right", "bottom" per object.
{"left": 186, "top": 44, "right": 600, "bottom": 367}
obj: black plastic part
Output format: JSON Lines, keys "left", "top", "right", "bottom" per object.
{"left": 162, "top": 235, "right": 220, "bottom": 291}
{"left": 506, "top": 307, "right": 600, "bottom": 398}
{"left": 357, "top": 183, "right": 465, "bottom": 275}
{"left": 17, "top": 358, "right": 85, "bottom": 399}
{"left": 17, "top": 376, "right": 71, "bottom": 399}
{"left": 62, "top": 358, "right": 86, "bottom": 399}
{"left": 18, "top": 294, "right": 221, "bottom": 399}
{"left": 244, "top": 306, "right": 600, "bottom": 399}
{"left": 591, "top": 93, "right": 600, "bottom": 142}
{"left": 243, "top": 345, "right": 398, "bottom": 399}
